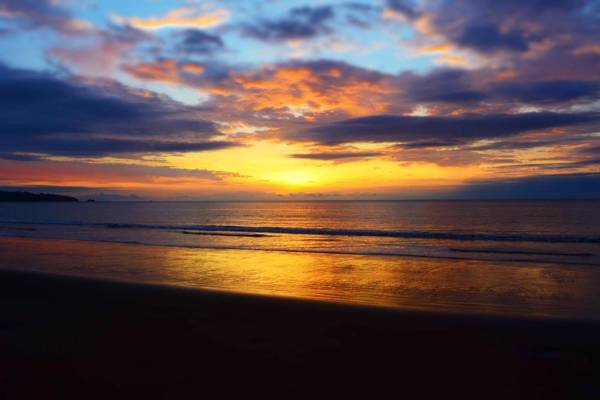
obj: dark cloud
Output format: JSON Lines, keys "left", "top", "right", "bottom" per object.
{"left": 392, "top": 146, "right": 496, "bottom": 167}
{"left": 0, "top": 158, "right": 234, "bottom": 182}
{"left": 177, "top": 29, "right": 224, "bottom": 54}
{"left": 469, "top": 135, "right": 599, "bottom": 152}
{"left": 470, "top": 139, "right": 567, "bottom": 152}
{"left": 492, "top": 80, "right": 600, "bottom": 104}
{"left": 399, "top": 140, "right": 461, "bottom": 149}
{"left": 0, "top": 0, "right": 81, "bottom": 33}
{"left": 0, "top": 64, "right": 231, "bottom": 157}
{"left": 294, "top": 112, "right": 600, "bottom": 146}
{"left": 410, "top": 0, "right": 599, "bottom": 66}
{"left": 386, "top": 0, "right": 419, "bottom": 19}
{"left": 456, "top": 24, "right": 529, "bottom": 53}
{"left": 404, "top": 69, "right": 484, "bottom": 104}
{"left": 242, "top": 6, "right": 334, "bottom": 42}
{"left": 341, "top": 2, "right": 381, "bottom": 29}
{"left": 0, "top": 185, "right": 95, "bottom": 194}
{"left": 422, "top": 90, "right": 486, "bottom": 104}
{"left": 545, "top": 158, "right": 600, "bottom": 170}
{"left": 0, "top": 153, "right": 42, "bottom": 161}
{"left": 403, "top": 68, "right": 600, "bottom": 106}
{"left": 0, "top": 65, "right": 216, "bottom": 137}
{"left": 198, "top": 58, "right": 393, "bottom": 119}
{"left": 1, "top": 139, "right": 237, "bottom": 157}
{"left": 581, "top": 145, "right": 600, "bottom": 156}
{"left": 454, "top": 173, "right": 600, "bottom": 200}
{"left": 291, "top": 151, "right": 382, "bottom": 161}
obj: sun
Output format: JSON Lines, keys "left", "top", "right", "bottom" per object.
{"left": 270, "top": 170, "right": 317, "bottom": 187}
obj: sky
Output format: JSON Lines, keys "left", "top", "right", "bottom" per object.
{"left": 0, "top": 0, "right": 599, "bottom": 200}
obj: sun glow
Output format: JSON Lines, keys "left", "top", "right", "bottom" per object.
{"left": 268, "top": 170, "right": 317, "bottom": 187}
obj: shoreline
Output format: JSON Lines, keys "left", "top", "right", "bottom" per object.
{"left": 1, "top": 235, "right": 600, "bottom": 321}
{"left": 1, "top": 265, "right": 592, "bottom": 323}
{"left": 2, "top": 268, "right": 600, "bottom": 398}
{"left": 3, "top": 231, "right": 600, "bottom": 268}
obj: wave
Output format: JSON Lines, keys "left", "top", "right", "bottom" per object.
{"left": 3, "top": 232, "right": 600, "bottom": 268}
{"left": 1, "top": 220, "right": 599, "bottom": 244}
{"left": 181, "top": 230, "right": 271, "bottom": 238}
{"left": 450, "top": 248, "right": 593, "bottom": 257}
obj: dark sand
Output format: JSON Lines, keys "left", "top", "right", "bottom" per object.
{"left": 1, "top": 269, "right": 600, "bottom": 399}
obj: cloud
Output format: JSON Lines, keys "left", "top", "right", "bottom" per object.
{"left": 385, "top": 0, "right": 419, "bottom": 20}
{"left": 205, "top": 59, "right": 393, "bottom": 117}
{"left": 407, "top": 0, "right": 596, "bottom": 55}
{"left": 122, "top": 58, "right": 402, "bottom": 119}
{"left": 469, "top": 137, "right": 582, "bottom": 151}
{"left": 0, "top": 153, "right": 42, "bottom": 161}
{"left": 454, "top": 173, "right": 600, "bottom": 200}
{"left": 0, "top": 64, "right": 232, "bottom": 158}
{"left": 124, "top": 59, "right": 180, "bottom": 82}
{"left": 545, "top": 158, "right": 600, "bottom": 170}
{"left": 292, "top": 112, "right": 600, "bottom": 146}
{"left": 242, "top": 6, "right": 334, "bottom": 42}
{"left": 342, "top": 2, "right": 381, "bottom": 29}
{"left": 49, "top": 24, "right": 150, "bottom": 76}
{"left": 2, "top": 139, "right": 238, "bottom": 157}
{"left": 290, "top": 151, "right": 382, "bottom": 161}
{"left": 581, "top": 145, "right": 600, "bottom": 156}
{"left": 491, "top": 80, "right": 600, "bottom": 104}
{"left": 176, "top": 29, "right": 224, "bottom": 54}
{"left": 401, "top": 68, "right": 600, "bottom": 107}
{"left": 0, "top": 159, "right": 236, "bottom": 188}
{"left": 121, "top": 7, "right": 229, "bottom": 30}
{"left": 0, "top": 0, "right": 88, "bottom": 33}
{"left": 393, "top": 0, "right": 600, "bottom": 86}
{"left": 0, "top": 1, "right": 151, "bottom": 77}
{"left": 402, "top": 68, "right": 482, "bottom": 104}
{"left": 124, "top": 59, "right": 207, "bottom": 84}
{"left": 3, "top": 0, "right": 596, "bottom": 193}
{"left": 456, "top": 24, "right": 529, "bottom": 53}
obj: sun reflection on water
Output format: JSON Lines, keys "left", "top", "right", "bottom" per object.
{"left": 1, "top": 236, "right": 600, "bottom": 319}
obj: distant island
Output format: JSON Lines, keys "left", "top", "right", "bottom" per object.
{"left": 0, "top": 190, "right": 78, "bottom": 202}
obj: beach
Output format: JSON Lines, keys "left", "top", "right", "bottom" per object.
{"left": 2, "top": 268, "right": 600, "bottom": 399}
{"left": 2, "top": 236, "right": 600, "bottom": 398}
{"left": 2, "top": 0, "right": 599, "bottom": 395}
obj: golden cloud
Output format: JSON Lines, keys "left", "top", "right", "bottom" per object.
{"left": 214, "top": 64, "right": 393, "bottom": 117}
{"left": 122, "top": 7, "right": 229, "bottom": 30}
{"left": 124, "top": 60, "right": 204, "bottom": 83}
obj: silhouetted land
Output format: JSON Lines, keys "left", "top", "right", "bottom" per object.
{"left": 1, "top": 269, "right": 599, "bottom": 399}
{"left": 0, "top": 190, "right": 78, "bottom": 202}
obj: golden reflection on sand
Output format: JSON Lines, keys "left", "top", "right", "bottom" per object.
{"left": 1, "top": 236, "right": 599, "bottom": 319}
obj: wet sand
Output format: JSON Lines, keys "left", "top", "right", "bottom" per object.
{"left": 2, "top": 236, "right": 600, "bottom": 320}
{"left": 2, "top": 268, "right": 600, "bottom": 399}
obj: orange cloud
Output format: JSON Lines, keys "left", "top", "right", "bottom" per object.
{"left": 123, "top": 7, "right": 229, "bottom": 30}
{"left": 572, "top": 44, "right": 600, "bottom": 56}
{"left": 182, "top": 63, "right": 205, "bottom": 74}
{"left": 122, "top": 59, "right": 396, "bottom": 118}
{"left": 495, "top": 69, "right": 517, "bottom": 81}
{"left": 437, "top": 54, "right": 469, "bottom": 66}
{"left": 421, "top": 43, "right": 453, "bottom": 53}
{"left": 125, "top": 60, "right": 179, "bottom": 82}
{"left": 51, "top": 39, "right": 135, "bottom": 75}
{"left": 125, "top": 60, "right": 204, "bottom": 83}
{"left": 0, "top": 160, "right": 231, "bottom": 191}
{"left": 214, "top": 64, "right": 393, "bottom": 117}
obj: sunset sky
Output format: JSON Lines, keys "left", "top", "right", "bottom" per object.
{"left": 0, "top": 0, "right": 599, "bottom": 200}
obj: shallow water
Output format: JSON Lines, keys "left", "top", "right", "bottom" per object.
{"left": 1, "top": 236, "right": 600, "bottom": 320}
{"left": 1, "top": 201, "right": 599, "bottom": 318}
{"left": 0, "top": 200, "right": 599, "bottom": 265}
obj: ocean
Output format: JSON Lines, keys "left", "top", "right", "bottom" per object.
{"left": 1, "top": 200, "right": 599, "bottom": 318}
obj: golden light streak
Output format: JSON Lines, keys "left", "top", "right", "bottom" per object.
{"left": 123, "top": 7, "right": 229, "bottom": 30}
